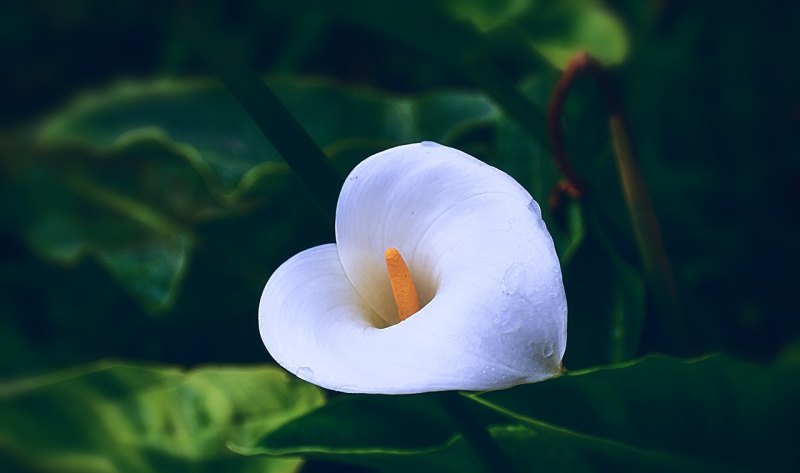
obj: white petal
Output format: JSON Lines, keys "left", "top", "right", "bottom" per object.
{"left": 260, "top": 142, "right": 567, "bottom": 394}
{"left": 260, "top": 243, "right": 500, "bottom": 393}
{"left": 332, "top": 142, "right": 567, "bottom": 392}
{"left": 260, "top": 243, "right": 563, "bottom": 394}
{"left": 259, "top": 244, "right": 379, "bottom": 391}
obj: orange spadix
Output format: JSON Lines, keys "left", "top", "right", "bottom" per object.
{"left": 384, "top": 247, "right": 421, "bottom": 321}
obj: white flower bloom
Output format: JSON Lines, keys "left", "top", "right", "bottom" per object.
{"left": 259, "top": 142, "right": 567, "bottom": 394}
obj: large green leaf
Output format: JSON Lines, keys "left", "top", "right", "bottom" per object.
{"left": 19, "top": 78, "right": 498, "bottom": 313}
{"left": 0, "top": 362, "right": 325, "bottom": 473}
{"left": 39, "top": 78, "right": 498, "bottom": 193}
{"left": 442, "top": 0, "right": 629, "bottom": 68}
{"left": 230, "top": 394, "right": 523, "bottom": 473}
{"left": 21, "top": 75, "right": 592, "bottom": 316}
{"left": 232, "top": 354, "right": 799, "bottom": 472}
{"left": 16, "top": 140, "right": 206, "bottom": 313}
{"left": 475, "top": 354, "right": 800, "bottom": 472}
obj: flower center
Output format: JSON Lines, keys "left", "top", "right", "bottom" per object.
{"left": 384, "top": 247, "right": 421, "bottom": 321}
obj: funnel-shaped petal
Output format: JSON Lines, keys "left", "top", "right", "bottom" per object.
{"left": 259, "top": 142, "right": 567, "bottom": 394}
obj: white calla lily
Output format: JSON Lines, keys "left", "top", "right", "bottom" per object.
{"left": 259, "top": 142, "right": 567, "bottom": 394}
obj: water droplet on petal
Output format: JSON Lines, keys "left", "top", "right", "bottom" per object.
{"left": 296, "top": 366, "right": 315, "bottom": 381}
{"left": 494, "top": 312, "right": 521, "bottom": 334}
{"left": 501, "top": 262, "right": 526, "bottom": 295}
{"left": 505, "top": 320, "right": 522, "bottom": 335}
{"left": 527, "top": 200, "right": 541, "bottom": 217}
{"left": 542, "top": 343, "right": 555, "bottom": 358}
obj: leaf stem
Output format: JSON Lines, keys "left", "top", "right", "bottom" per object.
{"left": 182, "top": 10, "right": 343, "bottom": 225}
{"left": 546, "top": 54, "right": 590, "bottom": 199}
{"left": 436, "top": 392, "right": 519, "bottom": 473}
{"left": 548, "top": 52, "right": 687, "bottom": 350}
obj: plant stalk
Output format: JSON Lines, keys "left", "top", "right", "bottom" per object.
{"left": 548, "top": 52, "right": 687, "bottom": 350}
{"left": 436, "top": 392, "right": 519, "bottom": 473}
{"left": 183, "top": 10, "right": 343, "bottom": 226}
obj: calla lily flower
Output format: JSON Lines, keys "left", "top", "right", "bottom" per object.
{"left": 259, "top": 142, "right": 567, "bottom": 394}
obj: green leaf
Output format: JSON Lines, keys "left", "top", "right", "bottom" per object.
{"left": 235, "top": 394, "right": 461, "bottom": 453}
{"left": 239, "top": 422, "right": 645, "bottom": 473}
{"left": 442, "top": 0, "right": 629, "bottom": 68}
{"left": 475, "top": 354, "right": 800, "bottom": 472}
{"left": 17, "top": 142, "right": 203, "bottom": 313}
{"left": 16, "top": 78, "right": 502, "bottom": 313}
{"left": 38, "top": 78, "right": 497, "bottom": 195}
{"left": 232, "top": 355, "right": 799, "bottom": 472}
{"left": 328, "top": 0, "right": 628, "bottom": 72}
{"left": 39, "top": 79, "right": 280, "bottom": 195}
{"left": 231, "top": 394, "right": 512, "bottom": 473}
{"left": 21, "top": 76, "right": 585, "bottom": 318}
{"left": 0, "top": 362, "right": 325, "bottom": 473}
{"left": 526, "top": 4, "right": 629, "bottom": 69}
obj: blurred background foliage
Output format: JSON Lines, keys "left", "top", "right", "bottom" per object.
{"left": 1, "top": 0, "right": 798, "bottom": 472}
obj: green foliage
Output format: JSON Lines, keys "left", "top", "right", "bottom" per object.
{"left": 2, "top": 0, "right": 798, "bottom": 472}
{"left": 17, "top": 77, "right": 584, "bottom": 317}
{"left": 563, "top": 211, "right": 644, "bottom": 367}
{"left": 0, "top": 362, "right": 324, "bottom": 473}
{"left": 235, "top": 355, "right": 800, "bottom": 472}
{"left": 477, "top": 354, "right": 800, "bottom": 471}
{"left": 443, "top": 0, "right": 629, "bottom": 68}
{"left": 16, "top": 79, "right": 497, "bottom": 314}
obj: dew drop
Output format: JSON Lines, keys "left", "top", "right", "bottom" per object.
{"left": 541, "top": 343, "right": 555, "bottom": 358}
{"left": 501, "top": 262, "right": 526, "bottom": 295}
{"left": 527, "top": 200, "right": 541, "bottom": 216}
{"left": 502, "top": 319, "right": 522, "bottom": 335}
{"left": 295, "top": 366, "right": 315, "bottom": 381}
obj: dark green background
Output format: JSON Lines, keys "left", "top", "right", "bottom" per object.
{"left": 1, "top": 1, "right": 798, "bottom": 472}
